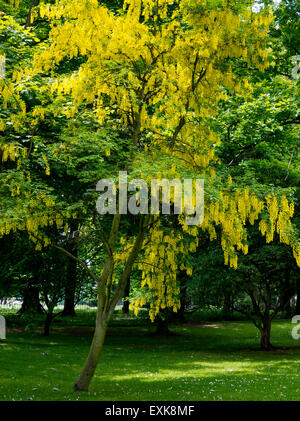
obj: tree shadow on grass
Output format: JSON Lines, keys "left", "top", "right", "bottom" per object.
{"left": 2, "top": 323, "right": 300, "bottom": 401}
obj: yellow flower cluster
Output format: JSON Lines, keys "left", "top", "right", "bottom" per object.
{"left": 31, "top": 0, "right": 272, "bottom": 147}
{"left": 10, "top": 0, "right": 20, "bottom": 7}
{"left": 129, "top": 185, "right": 299, "bottom": 318}
{"left": 130, "top": 218, "right": 198, "bottom": 321}
{"left": 0, "top": 143, "right": 20, "bottom": 162}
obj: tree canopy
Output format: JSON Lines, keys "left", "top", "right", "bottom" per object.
{"left": 0, "top": 0, "right": 299, "bottom": 391}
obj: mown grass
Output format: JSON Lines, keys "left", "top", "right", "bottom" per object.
{"left": 1, "top": 318, "right": 300, "bottom": 401}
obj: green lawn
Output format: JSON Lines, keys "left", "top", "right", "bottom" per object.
{"left": 1, "top": 320, "right": 300, "bottom": 401}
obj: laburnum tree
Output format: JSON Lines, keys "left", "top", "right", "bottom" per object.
{"left": 1, "top": 0, "right": 299, "bottom": 392}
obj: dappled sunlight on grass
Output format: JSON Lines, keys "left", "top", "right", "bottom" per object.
{"left": 1, "top": 321, "right": 300, "bottom": 401}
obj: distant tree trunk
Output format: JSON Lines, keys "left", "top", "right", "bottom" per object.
{"left": 44, "top": 313, "right": 53, "bottom": 337}
{"left": 295, "top": 279, "right": 300, "bottom": 315}
{"left": 284, "top": 300, "right": 292, "bottom": 319}
{"left": 122, "top": 277, "right": 130, "bottom": 315}
{"left": 223, "top": 292, "right": 232, "bottom": 317}
{"left": 280, "top": 269, "right": 293, "bottom": 318}
{"left": 260, "top": 317, "right": 273, "bottom": 350}
{"left": 62, "top": 221, "right": 79, "bottom": 317}
{"left": 155, "top": 315, "right": 170, "bottom": 335}
{"left": 62, "top": 256, "right": 77, "bottom": 317}
{"left": 176, "top": 300, "right": 186, "bottom": 324}
{"left": 175, "top": 271, "right": 187, "bottom": 323}
{"left": 62, "top": 289, "right": 76, "bottom": 316}
{"left": 19, "top": 286, "right": 43, "bottom": 314}
{"left": 249, "top": 288, "right": 274, "bottom": 350}
{"left": 25, "top": 0, "right": 40, "bottom": 27}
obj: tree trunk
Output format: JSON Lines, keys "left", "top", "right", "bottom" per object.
{"left": 62, "top": 221, "right": 79, "bottom": 317}
{"left": 122, "top": 277, "right": 130, "bottom": 314}
{"left": 62, "top": 293, "right": 76, "bottom": 317}
{"left": 223, "top": 292, "right": 232, "bottom": 318}
{"left": 280, "top": 269, "right": 293, "bottom": 318}
{"left": 295, "top": 279, "right": 300, "bottom": 315}
{"left": 73, "top": 318, "right": 107, "bottom": 391}
{"left": 62, "top": 257, "right": 77, "bottom": 317}
{"left": 25, "top": 0, "right": 40, "bottom": 27}
{"left": 176, "top": 271, "right": 187, "bottom": 323}
{"left": 72, "top": 214, "right": 148, "bottom": 392}
{"left": 284, "top": 300, "right": 292, "bottom": 319}
{"left": 260, "top": 319, "right": 272, "bottom": 350}
{"left": 155, "top": 316, "right": 170, "bottom": 335}
{"left": 19, "top": 286, "right": 43, "bottom": 315}
{"left": 44, "top": 313, "right": 53, "bottom": 337}
{"left": 176, "top": 301, "right": 186, "bottom": 324}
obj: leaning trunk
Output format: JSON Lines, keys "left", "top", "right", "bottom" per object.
{"left": 73, "top": 213, "right": 148, "bottom": 392}
{"left": 73, "top": 317, "right": 107, "bottom": 391}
